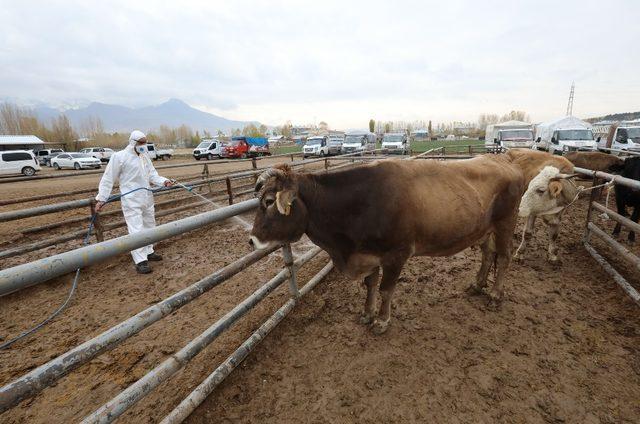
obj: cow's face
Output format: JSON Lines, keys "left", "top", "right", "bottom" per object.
{"left": 250, "top": 165, "right": 308, "bottom": 250}
{"left": 519, "top": 166, "right": 578, "bottom": 217}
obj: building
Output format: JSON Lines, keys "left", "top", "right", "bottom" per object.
{"left": 0, "top": 135, "right": 46, "bottom": 151}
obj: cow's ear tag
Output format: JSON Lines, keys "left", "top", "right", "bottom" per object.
{"left": 276, "top": 190, "right": 294, "bottom": 215}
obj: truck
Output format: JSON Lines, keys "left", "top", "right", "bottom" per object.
{"left": 80, "top": 147, "right": 114, "bottom": 162}
{"left": 342, "top": 131, "right": 376, "bottom": 155}
{"left": 593, "top": 121, "right": 640, "bottom": 153}
{"left": 303, "top": 136, "right": 330, "bottom": 158}
{"left": 222, "top": 136, "right": 271, "bottom": 159}
{"left": 533, "top": 116, "right": 597, "bottom": 155}
{"left": 146, "top": 144, "right": 174, "bottom": 161}
{"left": 192, "top": 138, "right": 226, "bottom": 160}
{"left": 381, "top": 132, "right": 410, "bottom": 154}
{"left": 485, "top": 120, "right": 534, "bottom": 149}
{"left": 34, "top": 148, "right": 65, "bottom": 166}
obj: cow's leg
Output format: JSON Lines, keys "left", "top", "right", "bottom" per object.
{"left": 488, "top": 216, "right": 517, "bottom": 305}
{"left": 360, "top": 267, "right": 380, "bottom": 324}
{"left": 467, "top": 236, "right": 495, "bottom": 295}
{"left": 513, "top": 215, "right": 536, "bottom": 261}
{"left": 372, "top": 262, "right": 404, "bottom": 335}
{"left": 613, "top": 195, "right": 626, "bottom": 238}
{"left": 542, "top": 213, "right": 561, "bottom": 263}
{"left": 628, "top": 206, "right": 639, "bottom": 243}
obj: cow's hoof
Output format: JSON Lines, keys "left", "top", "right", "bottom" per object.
{"left": 486, "top": 294, "right": 503, "bottom": 310}
{"left": 465, "top": 283, "right": 484, "bottom": 296}
{"left": 371, "top": 319, "right": 389, "bottom": 335}
{"left": 359, "top": 314, "right": 374, "bottom": 325}
{"left": 547, "top": 255, "right": 561, "bottom": 265}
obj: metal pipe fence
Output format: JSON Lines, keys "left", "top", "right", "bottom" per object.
{"left": 575, "top": 166, "right": 640, "bottom": 305}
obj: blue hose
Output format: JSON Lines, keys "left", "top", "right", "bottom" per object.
{"left": 0, "top": 182, "right": 196, "bottom": 350}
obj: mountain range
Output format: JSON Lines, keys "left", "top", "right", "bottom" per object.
{"left": 33, "top": 99, "right": 259, "bottom": 133}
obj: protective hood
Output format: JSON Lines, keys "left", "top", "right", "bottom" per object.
{"left": 129, "top": 130, "right": 146, "bottom": 147}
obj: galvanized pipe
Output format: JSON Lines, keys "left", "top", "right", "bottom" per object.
{"left": 160, "top": 261, "right": 334, "bottom": 424}
{"left": 584, "top": 242, "right": 640, "bottom": 305}
{"left": 587, "top": 222, "right": 640, "bottom": 271}
{"left": 0, "top": 245, "right": 278, "bottom": 414}
{"left": 0, "top": 198, "right": 92, "bottom": 222}
{"left": 0, "top": 199, "right": 259, "bottom": 297}
{"left": 591, "top": 202, "right": 640, "bottom": 234}
{"left": 574, "top": 167, "right": 640, "bottom": 190}
{"left": 81, "top": 247, "right": 322, "bottom": 424}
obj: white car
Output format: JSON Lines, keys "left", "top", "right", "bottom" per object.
{"left": 80, "top": 147, "right": 114, "bottom": 162}
{"left": 0, "top": 150, "right": 41, "bottom": 176}
{"left": 51, "top": 153, "right": 102, "bottom": 170}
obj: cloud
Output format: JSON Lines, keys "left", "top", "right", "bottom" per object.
{"left": 1, "top": 0, "right": 639, "bottom": 128}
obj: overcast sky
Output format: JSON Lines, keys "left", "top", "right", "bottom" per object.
{"left": 1, "top": 0, "right": 639, "bottom": 128}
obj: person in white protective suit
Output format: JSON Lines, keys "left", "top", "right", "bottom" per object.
{"left": 95, "top": 130, "right": 174, "bottom": 274}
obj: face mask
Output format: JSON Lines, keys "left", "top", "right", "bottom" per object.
{"left": 136, "top": 144, "right": 148, "bottom": 154}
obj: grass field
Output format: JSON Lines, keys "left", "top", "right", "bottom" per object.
{"left": 271, "top": 139, "right": 485, "bottom": 155}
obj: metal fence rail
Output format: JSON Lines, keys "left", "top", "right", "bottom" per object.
{"left": 575, "top": 166, "right": 640, "bottom": 305}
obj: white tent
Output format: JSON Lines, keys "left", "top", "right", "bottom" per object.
{"left": 534, "top": 116, "right": 591, "bottom": 142}
{"left": 0, "top": 135, "right": 46, "bottom": 151}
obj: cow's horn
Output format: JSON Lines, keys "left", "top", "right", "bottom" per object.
{"left": 255, "top": 168, "right": 285, "bottom": 192}
{"left": 552, "top": 173, "right": 579, "bottom": 180}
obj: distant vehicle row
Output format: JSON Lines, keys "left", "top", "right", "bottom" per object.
{"left": 485, "top": 116, "right": 640, "bottom": 155}
{"left": 193, "top": 137, "right": 271, "bottom": 160}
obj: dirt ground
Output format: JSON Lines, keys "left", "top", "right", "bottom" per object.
{"left": 1, "top": 160, "right": 640, "bottom": 423}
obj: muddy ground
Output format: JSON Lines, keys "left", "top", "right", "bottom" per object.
{"left": 1, "top": 159, "right": 639, "bottom": 423}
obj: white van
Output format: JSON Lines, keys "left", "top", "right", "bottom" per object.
{"left": 0, "top": 150, "right": 41, "bottom": 176}
{"left": 193, "top": 139, "right": 224, "bottom": 160}
{"left": 534, "top": 116, "right": 597, "bottom": 154}
{"left": 382, "top": 132, "right": 410, "bottom": 154}
{"left": 303, "top": 136, "right": 330, "bottom": 158}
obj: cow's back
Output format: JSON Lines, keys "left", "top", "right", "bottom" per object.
{"left": 506, "top": 149, "right": 573, "bottom": 185}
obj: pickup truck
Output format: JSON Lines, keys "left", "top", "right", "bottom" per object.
{"left": 80, "top": 147, "right": 114, "bottom": 162}
{"left": 146, "top": 144, "right": 174, "bottom": 161}
{"left": 222, "top": 137, "right": 270, "bottom": 159}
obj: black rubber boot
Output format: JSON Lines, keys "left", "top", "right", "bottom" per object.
{"left": 136, "top": 261, "right": 152, "bottom": 274}
{"left": 147, "top": 253, "right": 163, "bottom": 262}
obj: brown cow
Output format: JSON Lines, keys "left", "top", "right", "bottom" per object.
{"left": 564, "top": 151, "right": 625, "bottom": 173}
{"left": 506, "top": 149, "right": 576, "bottom": 263}
{"left": 249, "top": 156, "right": 524, "bottom": 334}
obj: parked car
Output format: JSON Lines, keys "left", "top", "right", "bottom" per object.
{"left": 193, "top": 138, "right": 225, "bottom": 160}
{"left": 34, "top": 148, "right": 65, "bottom": 166}
{"left": 0, "top": 150, "right": 41, "bottom": 176}
{"left": 51, "top": 153, "right": 102, "bottom": 170}
{"left": 303, "top": 136, "right": 330, "bottom": 158}
{"left": 222, "top": 137, "right": 270, "bottom": 158}
{"left": 342, "top": 131, "right": 376, "bottom": 155}
{"left": 80, "top": 147, "right": 114, "bottom": 162}
{"left": 534, "top": 116, "right": 597, "bottom": 154}
{"left": 381, "top": 132, "right": 410, "bottom": 154}
{"left": 146, "top": 144, "right": 174, "bottom": 161}
{"left": 327, "top": 134, "right": 345, "bottom": 155}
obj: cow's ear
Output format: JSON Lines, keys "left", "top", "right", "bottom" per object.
{"left": 548, "top": 180, "right": 563, "bottom": 198}
{"left": 275, "top": 190, "right": 296, "bottom": 215}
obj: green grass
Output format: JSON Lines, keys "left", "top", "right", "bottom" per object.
{"left": 270, "top": 139, "right": 485, "bottom": 156}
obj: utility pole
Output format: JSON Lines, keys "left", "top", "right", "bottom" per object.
{"left": 566, "top": 82, "right": 575, "bottom": 116}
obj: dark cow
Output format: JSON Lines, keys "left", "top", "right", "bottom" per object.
{"left": 564, "top": 151, "right": 625, "bottom": 173}
{"left": 250, "top": 157, "right": 524, "bottom": 334}
{"left": 612, "top": 157, "right": 640, "bottom": 242}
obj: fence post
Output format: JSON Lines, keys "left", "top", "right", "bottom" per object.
{"left": 583, "top": 177, "right": 600, "bottom": 243}
{"left": 225, "top": 177, "right": 234, "bottom": 205}
{"left": 324, "top": 158, "right": 328, "bottom": 170}
{"left": 290, "top": 154, "right": 294, "bottom": 162}
{"left": 281, "top": 244, "right": 299, "bottom": 298}
{"left": 89, "top": 200, "right": 104, "bottom": 243}
{"left": 202, "top": 164, "right": 211, "bottom": 194}
{"left": 468, "top": 145, "right": 472, "bottom": 155}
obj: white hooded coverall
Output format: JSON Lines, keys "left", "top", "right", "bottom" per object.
{"left": 96, "top": 131, "right": 168, "bottom": 264}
